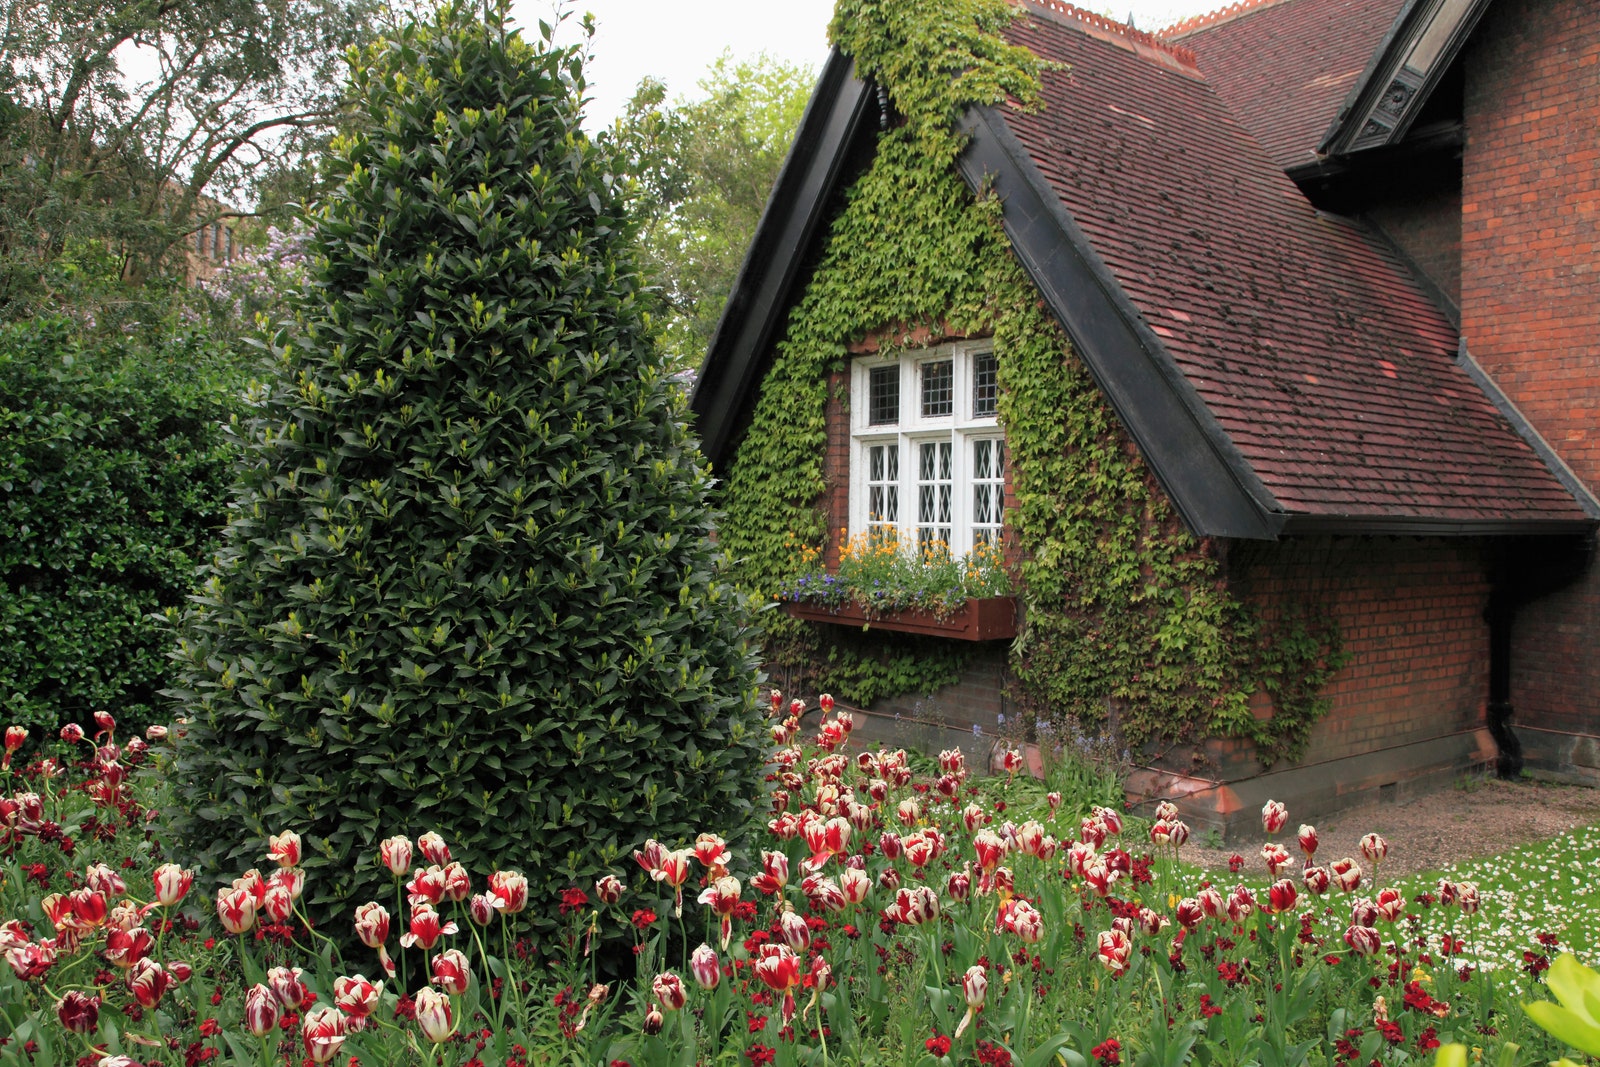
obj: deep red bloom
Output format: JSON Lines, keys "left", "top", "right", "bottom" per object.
{"left": 1091, "top": 1039, "right": 1122, "bottom": 1066}
{"left": 746, "top": 1046, "right": 776, "bottom": 1066}
{"left": 926, "top": 1035, "right": 952, "bottom": 1056}
{"left": 559, "top": 888, "right": 589, "bottom": 916}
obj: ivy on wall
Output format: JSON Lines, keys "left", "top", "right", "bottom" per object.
{"left": 716, "top": 0, "right": 1345, "bottom": 765}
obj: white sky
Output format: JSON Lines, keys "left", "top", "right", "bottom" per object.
{"left": 513, "top": 0, "right": 1222, "bottom": 129}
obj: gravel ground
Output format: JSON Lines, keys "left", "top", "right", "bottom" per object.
{"left": 1177, "top": 775, "right": 1600, "bottom": 879}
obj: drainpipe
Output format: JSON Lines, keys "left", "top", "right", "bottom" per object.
{"left": 1483, "top": 575, "right": 1520, "bottom": 778}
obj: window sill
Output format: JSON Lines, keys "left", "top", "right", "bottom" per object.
{"left": 782, "top": 596, "right": 1019, "bottom": 641}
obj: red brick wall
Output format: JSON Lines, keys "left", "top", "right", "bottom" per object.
{"left": 1367, "top": 184, "right": 1462, "bottom": 309}
{"left": 1462, "top": 0, "right": 1600, "bottom": 486}
{"left": 1223, "top": 537, "right": 1491, "bottom": 774}
{"left": 1460, "top": 0, "right": 1600, "bottom": 735}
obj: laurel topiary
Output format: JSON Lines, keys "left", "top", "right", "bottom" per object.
{"left": 163, "top": 1, "right": 765, "bottom": 944}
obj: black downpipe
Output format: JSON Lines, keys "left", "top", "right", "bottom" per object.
{"left": 1484, "top": 580, "right": 1521, "bottom": 778}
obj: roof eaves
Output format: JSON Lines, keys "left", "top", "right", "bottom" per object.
{"left": 1277, "top": 515, "right": 1599, "bottom": 536}
{"left": 958, "top": 103, "right": 1287, "bottom": 541}
{"left": 690, "top": 49, "right": 880, "bottom": 471}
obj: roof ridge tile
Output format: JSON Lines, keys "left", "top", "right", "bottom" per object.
{"left": 1023, "top": 0, "right": 1200, "bottom": 71}
{"left": 1165, "top": 0, "right": 1294, "bottom": 39}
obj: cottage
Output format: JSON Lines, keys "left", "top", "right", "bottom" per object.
{"left": 690, "top": 0, "right": 1600, "bottom": 833}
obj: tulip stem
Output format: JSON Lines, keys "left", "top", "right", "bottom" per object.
{"left": 498, "top": 911, "right": 524, "bottom": 1024}
{"left": 469, "top": 919, "right": 503, "bottom": 1033}
{"left": 395, "top": 880, "right": 409, "bottom": 997}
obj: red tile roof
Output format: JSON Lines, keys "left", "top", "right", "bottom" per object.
{"left": 1169, "top": 0, "right": 1408, "bottom": 169}
{"left": 996, "top": 2, "right": 1587, "bottom": 524}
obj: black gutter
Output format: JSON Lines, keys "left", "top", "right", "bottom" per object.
{"left": 689, "top": 49, "right": 881, "bottom": 472}
{"left": 956, "top": 104, "right": 1285, "bottom": 541}
{"left": 1277, "top": 515, "right": 1596, "bottom": 537}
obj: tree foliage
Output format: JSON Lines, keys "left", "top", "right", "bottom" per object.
{"left": 164, "top": 1, "right": 766, "bottom": 941}
{"left": 0, "top": 0, "right": 376, "bottom": 321}
{"left": 610, "top": 53, "right": 812, "bottom": 368}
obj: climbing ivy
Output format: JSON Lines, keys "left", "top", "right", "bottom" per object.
{"left": 716, "top": 0, "right": 1345, "bottom": 765}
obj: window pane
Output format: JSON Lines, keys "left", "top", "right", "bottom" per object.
{"left": 921, "top": 359, "right": 953, "bottom": 418}
{"left": 917, "top": 441, "right": 952, "bottom": 549}
{"left": 868, "top": 366, "right": 900, "bottom": 425}
{"left": 972, "top": 438, "right": 1005, "bottom": 546}
{"left": 972, "top": 351, "right": 998, "bottom": 417}
{"left": 868, "top": 443, "right": 899, "bottom": 526}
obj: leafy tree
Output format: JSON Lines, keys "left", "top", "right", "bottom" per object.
{"left": 610, "top": 53, "right": 813, "bottom": 368}
{"left": 0, "top": 0, "right": 377, "bottom": 322}
{"left": 164, "top": 1, "right": 766, "bottom": 942}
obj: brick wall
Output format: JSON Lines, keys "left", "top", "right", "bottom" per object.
{"left": 1460, "top": 0, "right": 1600, "bottom": 740}
{"left": 1366, "top": 182, "right": 1462, "bottom": 310}
{"left": 1223, "top": 537, "right": 1491, "bottom": 775}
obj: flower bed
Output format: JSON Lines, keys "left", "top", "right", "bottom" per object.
{"left": 0, "top": 705, "right": 1583, "bottom": 1067}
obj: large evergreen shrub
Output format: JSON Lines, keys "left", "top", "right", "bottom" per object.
{"left": 0, "top": 319, "right": 240, "bottom": 738}
{"left": 164, "top": 2, "right": 765, "bottom": 940}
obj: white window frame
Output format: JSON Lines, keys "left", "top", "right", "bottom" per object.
{"left": 848, "top": 342, "right": 1005, "bottom": 558}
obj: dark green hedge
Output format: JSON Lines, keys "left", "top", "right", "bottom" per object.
{"left": 0, "top": 318, "right": 241, "bottom": 738}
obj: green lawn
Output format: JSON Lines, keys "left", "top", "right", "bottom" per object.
{"left": 1388, "top": 822, "right": 1600, "bottom": 993}
{"left": 1182, "top": 820, "right": 1600, "bottom": 996}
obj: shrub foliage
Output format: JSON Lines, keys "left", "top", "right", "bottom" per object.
{"left": 0, "top": 319, "right": 240, "bottom": 737}
{"left": 165, "top": 2, "right": 764, "bottom": 939}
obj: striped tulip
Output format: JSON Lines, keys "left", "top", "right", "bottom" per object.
{"left": 244, "top": 983, "right": 279, "bottom": 1036}
{"left": 333, "top": 974, "right": 383, "bottom": 1026}
{"left": 267, "top": 831, "right": 301, "bottom": 868}
{"left": 216, "top": 886, "right": 257, "bottom": 935}
{"left": 414, "top": 988, "right": 454, "bottom": 1043}
{"left": 652, "top": 971, "right": 687, "bottom": 1011}
{"left": 126, "top": 958, "right": 170, "bottom": 1008}
{"left": 268, "top": 965, "right": 309, "bottom": 1009}
{"left": 1261, "top": 800, "right": 1288, "bottom": 835}
{"left": 416, "top": 831, "right": 450, "bottom": 865}
{"left": 691, "top": 943, "right": 720, "bottom": 990}
{"left": 300, "top": 1005, "right": 346, "bottom": 1064}
{"left": 400, "top": 903, "right": 456, "bottom": 950}
{"left": 489, "top": 870, "right": 529, "bottom": 913}
{"left": 431, "top": 949, "right": 471, "bottom": 995}
{"left": 378, "top": 836, "right": 412, "bottom": 876}
{"left": 153, "top": 864, "right": 193, "bottom": 907}
{"left": 1097, "top": 928, "right": 1132, "bottom": 977}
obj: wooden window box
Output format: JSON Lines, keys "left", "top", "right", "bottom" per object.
{"left": 782, "top": 596, "right": 1019, "bottom": 641}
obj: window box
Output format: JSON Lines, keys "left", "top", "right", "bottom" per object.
{"left": 783, "top": 595, "right": 1019, "bottom": 641}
